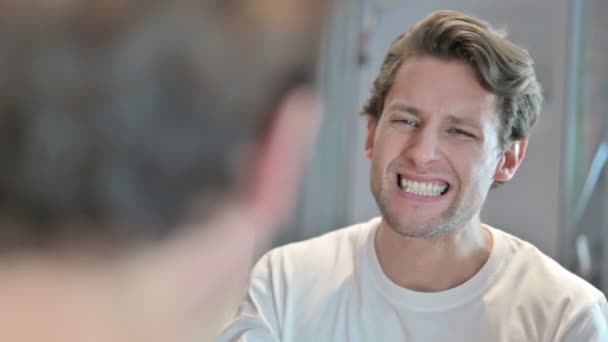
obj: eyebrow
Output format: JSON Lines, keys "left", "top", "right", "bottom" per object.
{"left": 385, "top": 103, "right": 421, "bottom": 116}
{"left": 445, "top": 115, "right": 482, "bottom": 130}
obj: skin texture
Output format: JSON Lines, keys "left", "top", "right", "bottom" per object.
{"left": 367, "top": 56, "right": 527, "bottom": 292}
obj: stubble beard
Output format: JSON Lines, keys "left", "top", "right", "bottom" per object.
{"left": 371, "top": 171, "right": 486, "bottom": 239}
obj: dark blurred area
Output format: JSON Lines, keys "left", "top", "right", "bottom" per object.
{"left": 0, "top": 0, "right": 325, "bottom": 252}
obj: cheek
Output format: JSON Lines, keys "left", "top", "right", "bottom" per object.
{"left": 446, "top": 148, "right": 494, "bottom": 183}
{"left": 472, "top": 157, "right": 501, "bottom": 187}
{"left": 372, "top": 134, "right": 401, "bottom": 164}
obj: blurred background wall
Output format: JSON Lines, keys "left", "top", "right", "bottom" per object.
{"left": 272, "top": 0, "right": 608, "bottom": 295}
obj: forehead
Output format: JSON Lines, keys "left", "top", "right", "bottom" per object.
{"left": 384, "top": 56, "right": 498, "bottom": 123}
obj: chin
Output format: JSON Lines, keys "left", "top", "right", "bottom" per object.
{"left": 385, "top": 215, "right": 456, "bottom": 239}
{"left": 394, "top": 225, "right": 446, "bottom": 239}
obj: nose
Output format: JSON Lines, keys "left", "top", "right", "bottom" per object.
{"left": 403, "top": 128, "right": 441, "bottom": 170}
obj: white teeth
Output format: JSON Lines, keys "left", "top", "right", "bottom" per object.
{"left": 412, "top": 182, "right": 420, "bottom": 194}
{"left": 399, "top": 177, "right": 447, "bottom": 197}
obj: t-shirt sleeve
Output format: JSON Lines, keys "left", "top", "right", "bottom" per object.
{"left": 217, "top": 252, "right": 283, "bottom": 342}
{"left": 559, "top": 297, "right": 608, "bottom": 342}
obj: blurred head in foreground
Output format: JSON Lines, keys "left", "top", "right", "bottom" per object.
{"left": 0, "top": 0, "right": 329, "bottom": 340}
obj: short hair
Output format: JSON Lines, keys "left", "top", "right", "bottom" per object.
{"left": 362, "top": 10, "right": 543, "bottom": 150}
{"left": 0, "top": 0, "right": 325, "bottom": 252}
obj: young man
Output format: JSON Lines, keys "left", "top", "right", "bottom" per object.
{"left": 0, "top": 0, "right": 329, "bottom": 341}
{"left": 220, "top": 10, "right": 608, "bottom": 341}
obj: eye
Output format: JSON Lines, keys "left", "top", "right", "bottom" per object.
{"left": 393, "top": 118, "right": 418, "bottom": 127}
{"left": 447, "top": 128, "right": 475, "bottom": 138}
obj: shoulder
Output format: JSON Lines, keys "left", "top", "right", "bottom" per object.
{"left": 239, "top": 218, "right": 379, "bottom": 331}
{"left": 559, "top": 297, "right": 608, "bottom": 341}
{"left": 495, "top": 227, "right": 602, "bottom": 300}
{"left": 490, "top": 227, "right": 606, "bottom": 338}
{"left": 254, "top": 217, "right": 379, "bottom": 283}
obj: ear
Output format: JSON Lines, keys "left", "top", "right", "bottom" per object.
{"left": 365, "top": 117, "right": 377, "bottom": 160}
{"left": 493, "top": 138, "right": 528, "bottom": 183}
{"left": 247, "top": 87, "right": 320, "bottom": 229}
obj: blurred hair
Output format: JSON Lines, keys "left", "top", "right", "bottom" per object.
{"left": 0, "top": 0, "right": 326, "bottom": 252}
{"left": 362, "top": 10, "right": 543, "bottom": 151}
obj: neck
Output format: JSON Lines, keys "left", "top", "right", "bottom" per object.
{"left": 374, "top": 216, "right": 493, "bottom": 292}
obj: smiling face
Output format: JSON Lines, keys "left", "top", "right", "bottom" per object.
{"left": 366, "top": 56, "right": 526, "bottom": 238}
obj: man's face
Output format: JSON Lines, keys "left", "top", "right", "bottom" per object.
{"left": 366, "top": 56, "right": 507, "bottom": 238}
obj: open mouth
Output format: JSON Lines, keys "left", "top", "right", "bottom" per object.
{"left": 396, "top": 174, "right": 450, "bottom": 197}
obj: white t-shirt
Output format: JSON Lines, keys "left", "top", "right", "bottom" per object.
{"left": 219, "top": 218, "right": 608, "bottom": 341}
